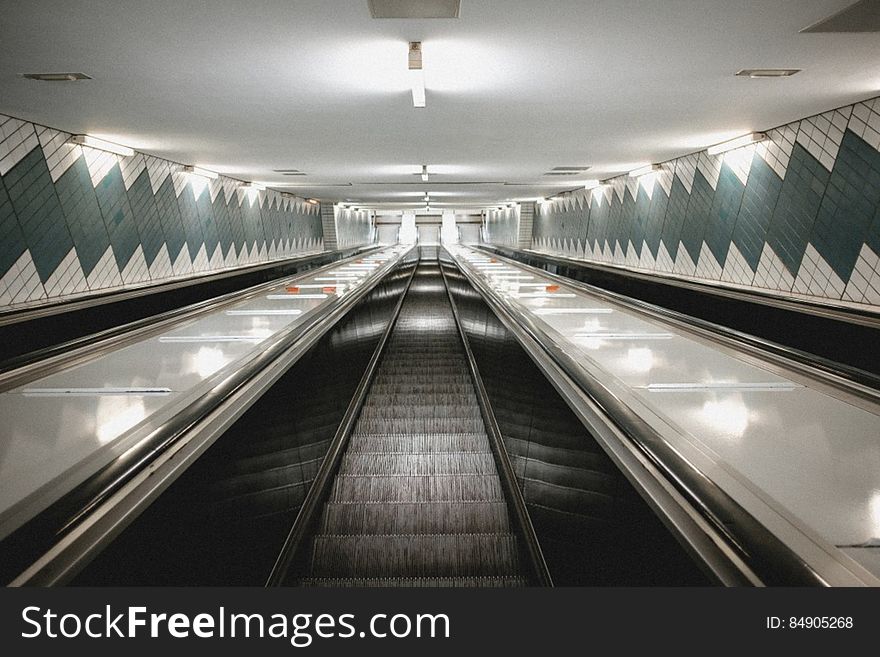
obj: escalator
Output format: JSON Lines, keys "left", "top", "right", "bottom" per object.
{"left": 296, "top": 257, "right": 531, "bottom": 586}
{"left": 67, "top": 247, "right": 709, "bottom": 587}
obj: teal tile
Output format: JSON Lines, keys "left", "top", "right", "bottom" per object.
{"left": 3, "top": 147, "right": 73, "bottom": 282}
{"left": 94, "top": 164, "right": 141, "bottom": 270}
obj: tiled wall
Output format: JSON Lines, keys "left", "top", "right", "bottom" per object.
{"left": 483, "top": 205, "right": 522, "bottom": 247}
{"left": 319, "top": 204, "right": 375, "bottom": 251}
{"left": 526, "top": 96, "right": 880, "bottom": 310}
{"left": 0, "top": 113, "right": 324, "bottom": 310}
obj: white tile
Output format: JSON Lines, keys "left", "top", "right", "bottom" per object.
{"left": 0, "top": 120, "right": 39, "bottom": 176}
{"left": 673, "top": 153, "right": 698, "bottom": 194}
{"left": 144, "top": 155, "right": 173, "bottom": 194}
{"left": 148, "top": 243, "right": 174, "bottom": 281}
{"left": 673, "top": 242, "right": 697, "bottom": 276}
{"left": 172, "top": 245, "right": 194, "bottom": 277}
{"left": 119, "top": 152, "right": 147, "bottom": 190}
{"left": 696, "top": 151, "right": 722, "bottom": 190}
{"left": 120, "top": 245, "right": 151, "bottom": 285}
{"left": 86, "top": 246, "right": 123, "bottom": 291}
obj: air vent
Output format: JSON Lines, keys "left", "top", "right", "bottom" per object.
{"left": 368, "top": 0, "right": 460, "bottom": 18}
{"left": 735, "top": 69, "right": 800, "bottom": 78}
{"left": 21, "top": 72, "right": 92, "bottom": 81}
{"left": 273, "top": 169, "right": 308, "bottom": 176}
{"left": 550, "top": 166, "right": 590, "bottom": 171}
{"left": 801, "top": 0, "right": 880, "bottom": 32}
{"left": 543, "top": 171, "right": 581, "bottom": 176}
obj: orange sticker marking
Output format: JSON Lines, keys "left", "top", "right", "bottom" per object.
{"left": 322, "top": 286, "right": 337, "bottom": 294}
{"left": 546, "top": 285, "right": 560, "bottom": 292}
{"left": 286, "top": 286, "right": 300, "bottom": 294}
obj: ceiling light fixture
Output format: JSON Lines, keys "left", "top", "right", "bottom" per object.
{"left": 421, "top": 165, "right": 429, "bottom": 182}
{"left": 22, "top": 72, "right": 92, "bottom": 81}
{"left": 68, "top": 134, "right": 134, "bottom": 157}
{"left": 735, "top": 69, "right": 800, "bottom": 78}
{"left": 409, "top": 41, "right": 426, "bottom": 108}
{"left": 183, "top": 165, "right": 218, "bottom": 179}
{"left": 628, "top": 164, "right": 661, "bottom": 178}
{"left": 706, "top": 132, "right": 768, "bottom": 155}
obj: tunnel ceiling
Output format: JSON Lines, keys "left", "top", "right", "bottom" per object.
{"left": 0, "top": 0, "right": 877, "bottom": 209}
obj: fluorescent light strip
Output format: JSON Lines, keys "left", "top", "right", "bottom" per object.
{"left": 266, "top": 294, "right": 328, "bottom": 299}
{"left": 707, "top": 132, "right": 767, "bottom": 155}
{"left": 512, "top": 292, "right": 577, "bottom": 298}
{"left": 68, "top": 135, "right": 135, "bottom": 157}
{"left": 628, "top": 164, "right": 661, "bottom": 178}
{"left": 315, "top": 276, "right": 359, "bottom": 281}
{"left": 644, "top": 382, "right": 799, "bottom": 392}
{"left": 159, "top": 336, "right": 265, "bottom": 343}
{"left": 573, "top": 333, "right": 673, "bottom": 340}
{"left": 183, "top": 165, "right": 218, "bottom": 179}
{"left": 281, "top": 284, "right": 335, "bottom": 289}
{"left": 534, "top": 308, "right": 613, "bottom": 315}
{"left": 22, "top": 387, "right": 172, "bottom": 396}
{"left": 225, "top": 309, "right": 303, "bottom": 316}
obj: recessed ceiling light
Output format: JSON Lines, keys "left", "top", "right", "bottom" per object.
{"left": 409, "top": 41, "right": 426, "bottom": 108}
{"left": 21, "top": 72, "right": 91, "bottom": 81}
{"left": 706, "top": 132, "right": 767, "bottom": 155}
{"left": 68, "top": 134, "right": 134, "bottom": 157}
{"left": 421, "top": 165, "right": 429, "bottom": 182}
{"left": 306, "top": 198, "right": 320, "bottom": 205}
{"left": 735, "top": 69, "right": 800, "bottom": 78}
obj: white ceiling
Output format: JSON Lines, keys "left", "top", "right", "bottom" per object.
{"left": 0, "top": 0, "right": 878, "bottom": 209}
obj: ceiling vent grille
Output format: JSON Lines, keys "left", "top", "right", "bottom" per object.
{"left": 368, "top": 0, "right": 461, "bottom": 19}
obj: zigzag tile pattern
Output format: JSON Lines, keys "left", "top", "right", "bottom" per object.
{"left": 521, "top": 96, "right": 880, "bottom": 309}
{"left": 0, "top": 112, "right": 325, "bottom": 310}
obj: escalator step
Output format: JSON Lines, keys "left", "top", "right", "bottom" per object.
{"left": 347, "top": 433, "right": 491, "bottom": 453}
{"left": 321, "top": 501, "right": 511, "bottom": 534}
{"left": 329, "top": 474, "right": 505, "bottom": 502}
{"left": 301, "top": 576, "right": 527, "bottom": 587}
{"left": 339, "top": 453, "right": 498, "bottom": 476}
{"left": 310, "top": 534, "right": 521, "bottom": 578}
